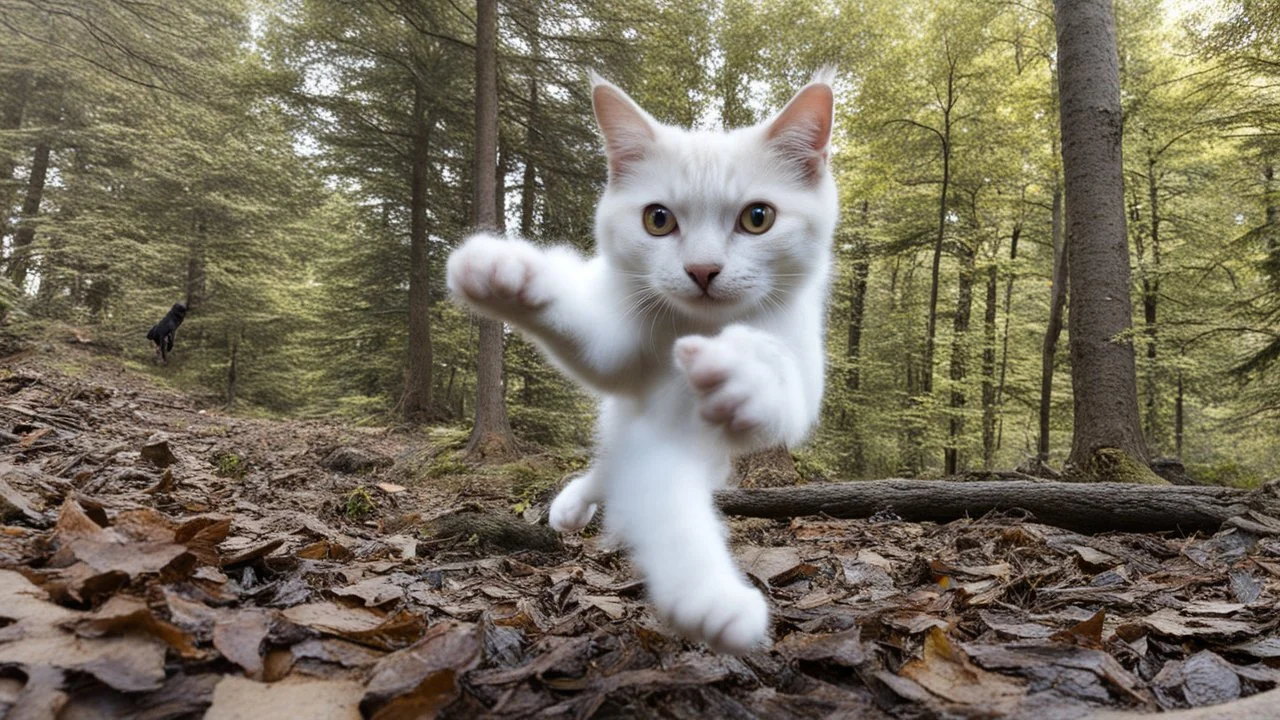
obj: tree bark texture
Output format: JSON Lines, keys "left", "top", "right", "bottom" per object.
{"left": 1055, "top": 0, "right": 1150, "bottom": 475}
{"left": 945, "top": 244, "right": 975, "bottom": 475}
{"left": 981, "top": 262, "right": 998, "bottom": 469}
{"left": 8, "top": 140, "right": 51, "bottom": 289}
{"left": 403, "top": 86, "right": 435, "bottom": 423}
{"left": 466, "top": 0, "right": 516, "bottom": 459}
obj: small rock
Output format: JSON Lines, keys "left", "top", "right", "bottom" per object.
{"left": 321, "top": 446, "right": 392, "bottom": 474}
{"left": 141, "top": 436, "right": 178, "bottom": 468}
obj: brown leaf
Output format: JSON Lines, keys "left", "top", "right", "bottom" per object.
{"left": 361, "top": 622, "right": 481, "bottom": 719}
{"left": 1071, "top": 544, "right": 1121, "bottom": 569}
{"left": 220, "top": 537, "right": 284, "bottom": 568}
{"left": 175, "top": 516, "right": 231, "bottom": 566}
{"left": 282, "top": 602, "right": 425, "bottom": 651}
{"left": 0, "top": 570, "right": 167, "bottom": 693}
{"left": 19, "top": 427, "right": 53, "bottom": 447}
{"left": 332, "top": 576, "right": 404, "bottom": 609}
{"left": 1051, "top": 609, "right": 1105, "bottom": 648}
{"left": 205, "top": 676, "right": 364, "bottom": 720}
{"left": 296, "top": 539, "right": 354, "bottom": 561}
{"left": 978, "top": 611, "right": 1055, "bottom": 639}
{"left": 0, "top": 475, "right": 43, "bottom": 525}
{"left": 777, "top": 626, "right": 866, "bottom": 666}
{"left": 376, "top": 482, "right": 407, "bottom": 494}
{"left": 68, "top": 595, "right": 200, "bottom": 658}
{"left": 213, "top": 610, "right": 272, "bottom": 678}
{"left": 580, "top": 595, "right": 627, "bottom": 620}
{"left": 111, "top": 509, "right": 177, "bottom": 543}
{"left": 1130, "top": 608, "right": 1257, "bottom": 640}
{"left": 52, "top": 497, "right": 106, "bottom": 543}
{"left": 67, "top": 537, "right": 196, "bottom": 586}
{"left": 899, "top": 628, "right": 1025, "bottom": 713}
{"left": 736, "top": 545, "right": 807, "bottom": 585}
{"left": 291, "top": 638, "right": 386, "bottom": 670}
{"left": 964, "top": 641, "right": 1149, "bottom": 705}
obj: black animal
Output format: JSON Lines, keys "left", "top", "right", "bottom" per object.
{"left": 147, "top": 302, "right": 187, "bottom": 364}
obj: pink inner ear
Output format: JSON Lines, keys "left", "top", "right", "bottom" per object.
{"left": 593, "top": 85, "right": 655, "bottom": 178}
{"left": 767, "top": 83, "right": 834, "bottom": 152}
{"left": 765, "top": 83, "right": 834, "bottom": 183}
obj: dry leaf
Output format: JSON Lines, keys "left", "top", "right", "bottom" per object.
{"left": 900, "top": 628, "right": 1025, "bottom": 713}
{"left": 205, "top": 676, "right": 364, "bottom": 720}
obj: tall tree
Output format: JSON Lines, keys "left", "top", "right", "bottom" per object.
{"left": 466, "top": 0, "right": 516, "bottom": 458}
{"left": 1054, "top": 0, "right": 1153, "bottom": 480}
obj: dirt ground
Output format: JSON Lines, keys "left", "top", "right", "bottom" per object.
{"left": 1, "top": 343, "right": 1278, "bottom": 719}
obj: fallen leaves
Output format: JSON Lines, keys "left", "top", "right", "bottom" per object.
{"left": 3, "top": 353, "right": 1280, "bottom": 718}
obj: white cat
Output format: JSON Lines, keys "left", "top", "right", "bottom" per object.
{"left": 446, "top": 70, "right": 838, "bottom": 654}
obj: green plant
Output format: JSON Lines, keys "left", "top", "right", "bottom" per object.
{"left": 344, "top": 486, "right": 376, "bottom": 520}
{"left": 212, "top": 452, "right": 246, "bottom": 478}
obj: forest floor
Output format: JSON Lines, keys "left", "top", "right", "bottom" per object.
{"left": 1, "top": 341, "right": 1279, "bottom": 719}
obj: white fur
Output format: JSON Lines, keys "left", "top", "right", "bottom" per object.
{"left": 446, "top": 72, "right": 838, "bottom": 654}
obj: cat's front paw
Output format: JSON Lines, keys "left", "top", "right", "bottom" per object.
{"left": 447, "top": 233, "right": 553, "bottom": 316}
{"left": 548, "top": 473, "right": 599, "bottom": 533}
{"left": 673, "top": 327, "right": 793, "bottom": 446}
{"left": 656, "top": 578, "right": 770, "bottom": 655}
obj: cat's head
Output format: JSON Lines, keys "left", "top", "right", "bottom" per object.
{"left": 591, "top": 70, "right": 838, "bottom": 323}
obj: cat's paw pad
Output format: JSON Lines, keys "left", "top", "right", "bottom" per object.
{"left": 673, "top": 332, "right": 777, "bottom": 435}
{"left": 660, "top": 580, "right": 769, "bottom": 655}
{"left": 549, "top": 487, "right": 597, "bottom": 533}
{"left": 447, "top": 233, "right": 551, "bottom": 311}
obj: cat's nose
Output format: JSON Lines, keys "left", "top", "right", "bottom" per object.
{"left": 684, "top": 264, "right": 721, "bottom": 293}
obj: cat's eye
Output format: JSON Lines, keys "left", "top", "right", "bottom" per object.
{"left": 739, "top": 203, "right": 776, "bottom": 234}
{"left": 643, "top": 204, "right": 677, "bottom": 236}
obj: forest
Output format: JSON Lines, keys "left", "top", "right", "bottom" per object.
{"left": 4, "top": 0, "right": 1280, "bottom": 717}
{"left": 1, "top": 0, "right": 1278, "bottom": 484}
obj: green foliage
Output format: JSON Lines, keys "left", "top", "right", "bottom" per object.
{"left": 343, "top": 486, "right": 376, "bottom": 521}
{"left": 1, "top": 0, "right": 1278, "bottom": 483}
{"left": 211, "top": 451, "right": 247, "bottom": 479}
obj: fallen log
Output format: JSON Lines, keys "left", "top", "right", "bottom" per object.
{"left": 714, "top": 479, "right": 1280, "bottom": 535}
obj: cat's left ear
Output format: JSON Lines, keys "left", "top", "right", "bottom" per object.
{"left": 765, "top": 70, "right": 835, "bottom": 184}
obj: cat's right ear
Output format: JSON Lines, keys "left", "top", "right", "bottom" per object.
{"left": 590, "top": 72, "right": 656, "bottom": 179}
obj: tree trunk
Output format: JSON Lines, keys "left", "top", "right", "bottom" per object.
{"left": 403, "top": 86, "right": 435, "bottom": 423}
{"left": 945, "top": 244, "right": 975, "bottom": 476}
{"left": 922, "top": 93, "right": 953, "bottom": 398}
{"left": 466, "top": 0, "right": 516, "bottom": 460}
{"left": 1174, "top": 368, "right": 1184, "bottom": 459}
{"left": 981, "top": 262, "right": 998, "bottom": 469}
{"left": 845, "top": 200, "right": 870, "bottom": 476}
{"left": 1055, "top": 0, "right": 1153, "bottom": 480}
{"left": 227, "top": 334, "right": 239, "bottom": 407}
{"left": 714, "top": 479, "right": 1279, "bottom": 535}
{"left": 1039, "top": 181, "right": 1068, "bottom": 461}
{"left": 0, "top": 71, "right": 32, "bottom": 243}
{"left": 994, "top": 223, "right": 1020, "bottom": 452}
{"left": 1141, "top": 154, "right": 1161, "bottom": 450}
{"left": 8, "top": 140, "right": 51, "bottom": 289}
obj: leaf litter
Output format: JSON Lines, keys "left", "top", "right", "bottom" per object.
{"left": 0, "top": 349, "right": 1278, "bottom": 718}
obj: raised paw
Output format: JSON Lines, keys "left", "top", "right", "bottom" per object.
{"left": 673, "top": 329, "right": 788, "bottom": 442}
{"left": 658, "top": 578, "right": 770, "bottom": 655}
{"left": 446, "top": 233, "right": 552, "bottom": 316}
{"left": 548, "top": 473, "right": 599, "bottom": 533}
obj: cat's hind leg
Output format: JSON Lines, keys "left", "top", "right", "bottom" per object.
{"left": 549, "top": 470, "right": 602, "bottom": 533}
